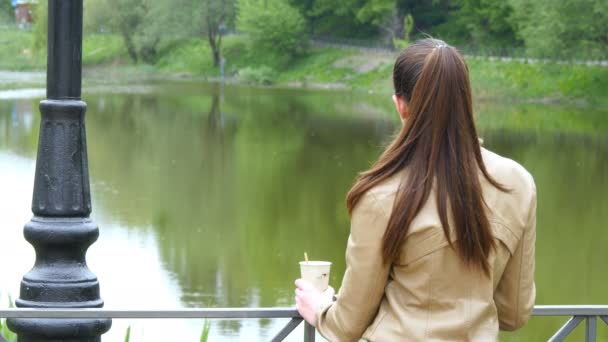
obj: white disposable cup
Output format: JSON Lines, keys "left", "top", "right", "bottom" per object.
{"left": 299, "top": 261, "right": 332, "bottom": 292}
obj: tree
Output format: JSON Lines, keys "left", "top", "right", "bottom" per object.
{"left": 288, "top": 0, "right": 378, "bottom": 39}
{"left": 356, "top": 0, "right": 400, "bottom": 42}
{"left": 440, "top": 0, "right": 519, "bottom": 47}
{"left": 84, "top": 0, "right": 151, "bottom": 62}
{"left": 0, "top": 0, "right": 13, "bottom": 24}
{"left": 85, "top": 0, "right": 237, "bottom": 65}
{"left": 509, "top": 0, "right": 608, "bottom": 58}
{"left": 198, "top": 0, "right": 236, "bottom": 66}
{"left": 352, "top": 0, "right": 454, "bottom": 45}
{"left": 148, "top": 0, "right": 236, "bottom": 67}
{"left": 238, "top": 0, "right": 307, "bottom": 64}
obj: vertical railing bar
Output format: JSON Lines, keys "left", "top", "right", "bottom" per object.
{"left": 270, "top": 318, "right": 303, "bottom": 342}
{"left": 304, "top": 322, "right": 315, "bottom": 342}
{"left": 548, "top": 316, "right": 584, "bottom": 342}
{"left": 586, "top": 316, "right": 596, "bottom": 342}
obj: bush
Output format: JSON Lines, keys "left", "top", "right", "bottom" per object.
{"left": 155, "top": 38, "right": 216, "bottom": 75}
{"left": 83, "top": 34, "right": 127, "bottom": 65}
{"left": 238, "top": 66, "right": 276, "bottom": 85}
{"left": 237, "top": 0, "right": 307, "bottom": 65}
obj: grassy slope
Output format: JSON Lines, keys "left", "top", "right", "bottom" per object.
{"left": 1, "top": 30, "right": 607, "bottom": 106}
{"left": 0, "top": 29, "right": 43, "bottom": 70}
{"left": 0, "top": 29, "right": 126, "bottom": 70}
{"left": 468, "top": 58, "right": 608, "bottom": 105}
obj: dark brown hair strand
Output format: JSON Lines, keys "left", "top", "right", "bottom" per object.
{"left": 346, "top": 38, "right": 508, "bottom": 275}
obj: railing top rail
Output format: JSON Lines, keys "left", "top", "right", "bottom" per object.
{"left": 0, "top": 308, "right": 300, "bottom": 319}
{"left": 533, "top": 305, "right": 608, "bottom": 316}
{"left": 0, "top": 306, "right": 606, "bottom": 319}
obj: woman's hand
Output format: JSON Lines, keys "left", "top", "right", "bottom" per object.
{"left": 295, "top": 279, "right": 335, "bottom": 326}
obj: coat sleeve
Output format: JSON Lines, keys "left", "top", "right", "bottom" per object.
{"left": 315, "top": 192, "right": 392, "bottom": 342}
{"left": 494, "top": 183, "right": 537, "bottom": 331}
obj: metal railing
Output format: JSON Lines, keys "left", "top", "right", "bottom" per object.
{"left": 533, "top": 306, "right": 608, "bottom": 342}
{"left": 0, "top": 308, "right": 315, "bottom": 342}
{"left": 0, "top": 305, "right": 606, "bottom": 341}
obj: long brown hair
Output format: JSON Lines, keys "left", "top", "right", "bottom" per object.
{"left": 346, "top": 38, "right": 507, "bottom": 275}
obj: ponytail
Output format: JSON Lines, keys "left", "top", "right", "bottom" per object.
{"left": 346, "top": 39, "right": 507, "bottom": 275}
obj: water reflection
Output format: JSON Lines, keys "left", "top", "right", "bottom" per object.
{"left": 0, "top": 83, "right": 607, "bottom": 341}
{"left": 0, "top": 99, "right": 37, "bottom": 157}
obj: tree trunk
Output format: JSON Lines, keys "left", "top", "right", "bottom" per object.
{"left": 208, "top": 30, "right": 220, "bottom": 67}
{"left": 121, "top": 31, "right": 138, "bottom": 62}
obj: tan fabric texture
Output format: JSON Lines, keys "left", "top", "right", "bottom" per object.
{"left": 316, "top": 148, "right": 537, "bottom": 342}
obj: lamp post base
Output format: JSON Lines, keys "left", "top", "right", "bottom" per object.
{"left": 7, "top": 319, "right": 111, "bottom": 342}
{"left": 7, "top": 216, "right": 112, "bottom": 340}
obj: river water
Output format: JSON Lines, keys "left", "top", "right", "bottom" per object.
{"left": 0, "top": 81, "right": 606, "bottom": 341}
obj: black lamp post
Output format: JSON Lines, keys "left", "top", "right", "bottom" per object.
{"left": 7, "top": 1, "right": 112, "bottom": 340}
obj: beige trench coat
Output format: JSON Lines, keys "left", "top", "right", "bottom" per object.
{"left": 316, "top": 148, "right": 536, "bottom": 341}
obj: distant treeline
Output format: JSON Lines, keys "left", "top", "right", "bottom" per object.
{"left": 25, "top": 0, "right": 608, "bottom": 66}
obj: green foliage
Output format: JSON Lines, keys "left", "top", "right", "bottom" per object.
{"left": 396, "top": 0, "right": 451, "bottom": 37}
{"left": 1, "top": 0, "right": 606, "bottom": 107}
{"left": 0, "top": 0, "right": 13, "bottom": 25}
{"left": 403, "top": 14, "right": 414, "bottom": 42}
{"left": 392, "top": 14, "right": 413, "bottom": 50}
{"left": 84, "top": 0, "right": 149, "bottom": 62}
{"left": 30, "top": 0, "right": 608, "bottom": 71}
{"left": 156, "top": 38, "right": 217, "bottom": 75}
{"left": 0, "top": 2, "right": 11, "bottom": 16}
{"left": 476, "top": 101, "right": 608, "bottom": 135}
{"left": 2, "top": 25, "right": 606, "bottom": 106}
{"left": 32, "top": 2, "right": 124, "bottom": 64}
{"left": 508, "top": 0, "right": 608, "bottom": 59}
{"left": 356, "top": 0, "right": 395, "bottom": 27}
{"left": 124, "top": 326, "right": 131, "bottom": 342}
{"left": 238, "top": 66, "right": 277, "bottom": 85}
{"left": 144, "top": 0, "right": 236, "bottom": 66}
{"left": 277, "top": 47, "right": 354, "bottom": 83}
{"left": 290, "top": 0, "right": 425, "bottom": 41}
{"left": 82, "top": 34, "right": 127, "bottom": 65}
{"left": 200, "top": 320, "right": 211, "bottom": 342}
{"left": 237, "top": 0, "right": 307, "bottom": 66}
{"left": 0, "top": 294, "right": 17, "bottom": 342}
{"left": 0, "top": 28, "right": 125, "bottom": 69}
{"left": 85, "top": 0, "right": 182, "bottom": 63}
{"left": 221, "top": 35, "right": 249, "bottom": 59}
{"left": 31, "top": 0, "right": 47, "bottom": 55}
{"left": 0, "top": 28, "right": 44, "bottom": 70}
{"left": 290, "top": 0, "right": 379, "bottom": 38}
{"left": 19, "top": 0, "right": 607, "bottom": 73}
{"left": 0, "top": 321, "right": 17, "bottom": 342}
{"left": 438, "top": 0, "right": 519, "bottom": 47}
{"left": 85, "top": 0, "right": 236, "bottom": 65}
{"left": 467, "top": 58, "right": 608, "bottom": 104}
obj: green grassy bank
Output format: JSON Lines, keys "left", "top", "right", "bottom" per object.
{"left": 0, "top": 29, "right": 125, "bottom": 70}
{"left": 1, "top": 29, "right": 607, "bottom": 106}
